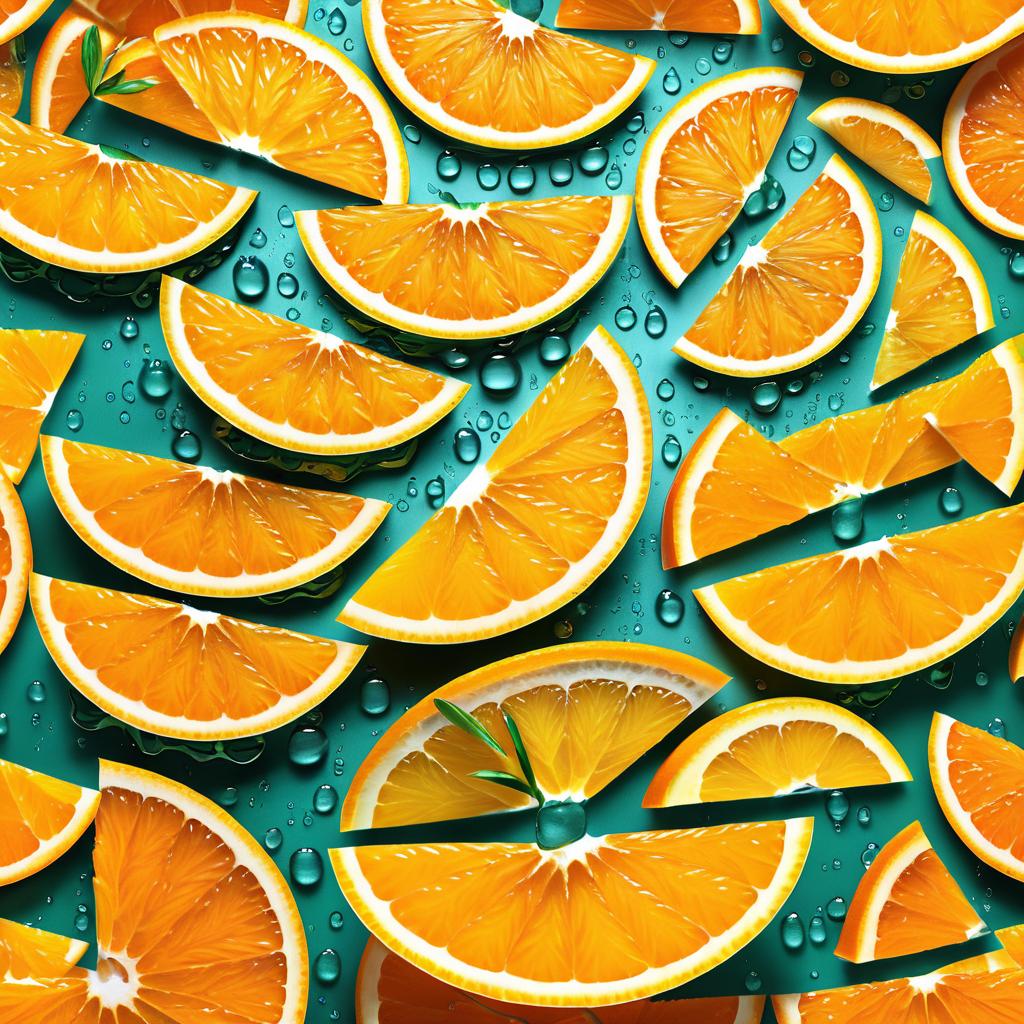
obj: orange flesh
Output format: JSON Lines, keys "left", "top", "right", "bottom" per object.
{"left": 0, "top": 920, "right": 83, "bottom": 980}
{"left": 0, "top": 38, "right": 23, "bottom": 115}
{"left": 556, "top": 0, "right": 756, "bottom": 32}
{"left": 79, "top": 0, "right": 304, "bottom": 35}
{"left": 0, "top": 490, "right": 13, "bottom": 619}
{"left": 998, "top": 925, "right": 1024, "bottom": 965}
{"left": 0, "top": 760, "right": 83, "bottom": 869}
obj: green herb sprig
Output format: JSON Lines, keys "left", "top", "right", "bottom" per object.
{"left": 80, "top": 25, "right": 157, "bottom": 98}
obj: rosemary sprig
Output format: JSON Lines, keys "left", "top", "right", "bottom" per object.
{"left": 81, "top": 25, "right": 157, "bottom": 98}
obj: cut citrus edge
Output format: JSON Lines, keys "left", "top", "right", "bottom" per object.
{"left": 996, "top": 925, "right": 1024, "bottom": 964}
{"left": 0, "top": 918, "right": 88, "bottom": 977}
{"left": 0, "top": 0, "right": 53, "bottom": 46}
{"left": 296, "top": 196, "right": 633, "bottom": 340}
{"left": 29, "top": 7, "right": 104, "bottom": 130}
{"left": 1011, "top": 611, "right": 1024, "bottom": 682}
{"left": 0, "top": 474, "right": 30, "bottom": 655}
{"left": 636, "top": 66, "right": 804, "bottom": 288}
{"left": 554, "top": 0, "right": 763, "bottom": 32}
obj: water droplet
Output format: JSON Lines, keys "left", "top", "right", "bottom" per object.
{"left": 751, "top": 381, "right": 781, "bottom": 414}
{"left": 437, "top": 150, "right": 461, "bottom": 181}
{"left": 218, "top": 786, "right": 238, "bottom": 808}
{"left": 831, "top": 497, "right": 864, "bottom": 543}
{"left": 315, "top": 948, "right": 341, "bottom": 985}
{"left": 614, "top": 305, "right": 637, "bottom": 331}
{"left": 579, "top": 145, "right": 609, "bottom": 176}
{"left": 329, "top": 910, "right": 344, "bottom": 930}
{"left": 940, "top": 486, "right": 963, "bottom": 515}
{"left": 553, "top": 619, "right": 573, "bottom": 640}
{"left": 277, "top": 272, "right": 299, "bottom": 299}
{"left": 539, "top": 334, "right": 570, "bottom": 365}
{"left": 692, "top": 375, "right": 710, "bottom": 392}
{"left": 712, "top": 40, "right": 733, "bottom": 63}
{"left": 744, "top": 175, "right": 785, "bottom": 219}
{"left": 233, "top": 255, "right": 269, "bottom": 299}
{"left": 440, "top": 348, "right": 468, "bottom": 370}
{"left": 668, "top": 31, "right": 688, "bottom": 47}
{"left": 119, "top": 316, "right": 139, "bottom": 341}
{"left": 808, "top": 914, "right": 827, "bottom": 944}
{"left": 781, "top": 912, "right": 805, "bottom": 950}
{"left": 289, "top": 847, "right": 323, "bottom": 887}
{"left": 878, "top": 192, "right": 895, "bottom": 212}
{"left": 26, "top": 680, "right": 46, "bottom": 703}
{"left": 480, "top": 353, "right": 521, "bottom": 394}
{"left": 826, "top": 789, "right": 850, "bottom": 828}
{"left": 277, "top": 205, "right": 295, "bottom": 228}
{"left": 605, "top": 163, "right": 622, "bottom": 190}
{"left": 661, "top": 434, "right": 682, "bottom": 467}
{"left": 857, "top": 805, "right": 871, "bottom": 825}
{"left": 744, "top": 971, "right": 762, "bottom": 993}
{"left": 74, "top": 907, "right": 89, "bottom": 933}
{"left": 288, "top": 725, "right": 328, "bottom": 766}
{"left": 451, "top": 426, "right": 481, "bottom": 464}
{"left": 1010, "top": 251, "right": 1024, "bottom": 278}
{"left": 171, "top": 430, "right": 201, "bottom": 461}
{"left": 0, "top": 713, "right": 7, "bottom": 737}
{"left": 826, "top": 896, "right": 847, "bottom": 921}
{"left": 360, "top": 677, "right": 391, "bottom": 716}
{"left": 770, "top": 35, "right": 784, "bottom": 52}
{"left": 477, "top": 163, "right": 500, "bottom": 190}
{"left": 508, "top": 163, "right": 535, "bottom": 194}
{"left": 655, "top": 589, "right": 684, "bottom": 626}
{"left": 326, "top": 7, "right": 345, "bottom": 34}
{"left": 313, "top": 785, "right": 338, "bottom": 815}
{"left": 510, "top": 0, "right": 543, "bottom": 17}
{"left": 712, "top": 233, "right": 733, "bottom": 263}
{"left": 662, "top": 67, "right": 681, "bottom": 94}
{"left": 425, "top": 476, "right": 446, "bottom": 508}
{"left": 644, "top": 306, "right": 667, "bottom": 338}
{"left": 656, "top": 378, "right": 675, "bottom": 402}
{"left": 249, "top": 227, "right": 267, "bottom": 248}
{"left": 402, "top": 124, "right": 421, "bottom": 144}
{"left": 976, "top": 670, "right": 989, "bottom": 687}
{"left": 548, "top": 157, "right": 574, "bottom": 187}
{"left": 830, "top": 69, "right": 850, "bottom": 87}
{"left": 787, "top": 135, "right": 816, "bottom": 172}
{"left": 988, "top": 717, "right": 1006, "bottom": 738}
{"left": 797, "top": 49, "right": 816, "bottom": 66}
{"left": 928, "top": 661, "right": 955, "bottom": 689}
{"left": 535, "top": 800, "right": 587, "bottom": 850}
{"left": 66, "top": 409, "right": 83, "bottom": 431}
{"left": 861, "top": 842, "right": 879, "bottom": 867}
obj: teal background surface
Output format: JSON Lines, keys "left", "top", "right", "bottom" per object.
{"left": 2, "top": 2, "right": 1023, "bottom": 1020}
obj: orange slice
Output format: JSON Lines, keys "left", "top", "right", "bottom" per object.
{"left": 41, "top": 435, "right": 390, "bottom": 598}
{"left": 0, "top": 759, "right": 307, "bottom": 1022}
{"left": 696, "top": 503, "right": 1024, "bottom": 684}
{"left": 0, "top": 37, "right": 24, "bottom": 116}
{"left": 0, "top": 758, "right": 99, "bottom": 886}
{"left": 998, "top": 925, "right": 1024, "bottom": 965}
{"left": 644, "top": 697, "right": 910, "bottom": 807}
{"left": 0, "top": 115, "right": 256, "bottom": 273}
{"left": 342, "top": 641, "right": 727, "bottom": 829}
{"left": 363, "top": 0, "right": 653, "bottom": 149}
{"left": 0, "top": 472, "right": 29, "bottom": 658}
{"left": 0, "top": 919, "right": 87, "bottom": 980}
{"left": 834, "top": 819, "right": 986, "bottom": 963}
{"left": 871, "top": 211, "right": 993, "bottom": 389}
{"left": 929, "top": 713, "right": 1024, "bottom": 882}
{"left": 160, "top": 278, "right": 468, "bottom": 456}
{"left": 673, "top": 155, "right": 882, "bottom": 376}
{"left": 31, "top": 573, "right": 365, "bottom": 740}
{"left": 332, "top": 818, "right": 812, "bottom": 1006}
{"left": 555, "top": 0, "right": 761, "bottom": 32}
{"left": 1012, "top": 611, "right": 1024, "bottom": 682}
{"left": 637, "top": 67, "right": 802, "bottom": 287}
{"left": 808, "top": 98, "right": 939, "bottom": 203}
{"left": 339, "top": 327, "right": 651, "bottom": 643}
{"left": 0, "top": 0, "right": 53, "bottom": 45}
{"left": 298, "top": 195, "right": 632, "bottom": 341}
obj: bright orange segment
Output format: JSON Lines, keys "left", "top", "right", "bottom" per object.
{"left": 0, "top": 472, "right": 30, "bottom": 657}
{"left": 0, "top": 919, "right": 86, "bottom": 980}
{"left": 999, "top": 925, "right": 1024, "bottom": 965}
{"left": 0, "top": 0, "right": 54, "bottom": 45}
{"left": 0, "top": 37, "right": 23, "bottom": 115}
{"left": 555, "top": 0, "right": 761, "bottom": 32}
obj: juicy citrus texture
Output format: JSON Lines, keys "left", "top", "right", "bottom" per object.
{"left": 42, "top": 435, "right": 390, "bottom": 597}
{"left": 674, "top": 155, "right": 882, "bottom": 376}
{"left": 0, "top": 758, "right": 99, "bottom": 886}
{"left": 644, "top": 697, "right": 910, "bottom": 806}
{"left": 31, "top": 574, "right": 366, "bottom": 740}
{"left": 339, "top": 328, "right": 651, "bottom": 643}
{"left": 0, "top": 0, "right": 53, "bottom": 45}
{"left": 697, "top": 503, "right": 1024, "bottom": 683}
{"left": 333, "top": 818, "right": 813, "bottom": 1006}
{"left": 0, "top": 37, "right": 24, "bottom": 115}
{"left": 0, "top": 760, "right": 307, "bottom": 1023}
{"left": 998, "top": 925, "right": 1024, "bottom": 965}
{"left": 0, "top": 115, "right": 256, "bottom": 273}
{"left": 1011, "top": 611, "right": 1024, "bottom": 682}
{"left": 555, "top": 0, "right": 761, "bottom": 32}
{"left": 0, "top": 472, "right": 29, "bottom": 657}
{"left": 297, "top": 195, "right": 632, "bottom": 340}
{"left": 77, "top": 0, "right": 306, "bottom": 32}
{"left": 636, "top": 68, "right": 801, "bottom": 287}
{"left": 161, "top": 278, "right": 468, "bottom": 455}
{"left": 363, "top": 0, "right": 654, "bottom": 148}
{"left": 341, "top": 642, "right": 728, "bottom": 829}
{"left": 0, "top": 919, "right": 87, "bottom": 980}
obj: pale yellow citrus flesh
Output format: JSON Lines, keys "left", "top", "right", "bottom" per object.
{"left": 0, "top": 919, "right": 87, "bottom": 980}
{"left": 0, "top": 469, "right": 30, "bottom": 657}
{"left": 0, "top": 37, "right": 24, "bottom": 115}
{"left": 555, "top": 0, "right": 761, "bottom": 32}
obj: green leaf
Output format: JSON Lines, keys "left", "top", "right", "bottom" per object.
{"left": 80, "top": 24, "right": 102, "bottom": 95}
{"left": 502, "top": 710, "right": 541, "bottom": 799}
{"left": 97, "top": 143, "right": 142, "bottom": 162}
{"left": 470, "top": 770, "right": 535, "bottom": 797}
{"left": 433, "top": 699, "right": 506, "bottom": 756}
{"left": 96, "top": 75, "right": 157, "bottom": 96}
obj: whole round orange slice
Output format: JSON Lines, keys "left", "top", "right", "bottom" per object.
{"left": 339, "top": 326, "right": 651, "bottom": 643}
{"left": 644, "top": 697, "right": 910, "bottom": 807}
{"left": 161, "top": 278, "right": 468, "bottom": 455}
{"left": 555, "top": 0, "right": 762, "bottom": 32}
{"left": 41, "top": 435, "right": 390, "bottom": 597}
{"left": 637, "top": 66, "right": 802, "bottom": 287}
{"left": 31, "top": 573, "right": 366, "bottom": 740}
{"left": 363, "top": 0, "right": 653, "bottom": 149}
{"left": 0, "top": 470, "right": 30, "bottom": 657}
{"left": 0, "top": 919, "right": 87, "bottom": 980}
{"left": 298, "top": 195, "right": 632, "bottom": 340}
{"left": 0, "top": 0, "right": 52, "bottom": 45}
{"left": 673, "top": 154, "right": 882, "bottom": 376}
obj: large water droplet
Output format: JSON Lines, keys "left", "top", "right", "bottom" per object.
{"left": 857, "top": 805, "right": 871, "bottom": 825}
{"left": 539, "top": 334, "right": 570, "bottom": 365}
{"left": 579, "top": 146, "right": 608, "bottom": 176}
{"left": 826, "top": 896, "right": 847, "bottom": 921}
{"left": 264, "top": 826, "right": 283, "bottom": 851}
{"left": 454, "top": 427, "right": 481, "bottom": 463}
{"left": 744, "top": 971, "right": 762, "bottom": 993}
{"left": 480, "top": 353, "right": 521, "bottom": 394}
{"left": 604, "top": 164, "right": 622, "bottom": 190}
{"left": 940, "top": 486, "right": 963, "bottom": 515}
{"left": 477, "top": 163, "right": 500, "bottom": 190}
{"left": 743, "top": 175, "right": 785, "bottom": 219}
{"left": 548, "top": 158, "right": 574, "bottom": 187}
{"left": 66, "top": 409, "right": 83, "bottom": 432}
{"left": 120, "top": 316, "right": 139, "bottom": 341}
{"left": 26, "top": 680, "right": 46, "bottom": 703}
{"left": 781, "top": 912, "right": 805, "bottom": 949}
{"left": 360, "top": 677, "right": 391, "bottom": 716}
{"left": 656, "top": 378, "right": 675, "bottom": 401}
{"left": 289, "top": 847, "right": 323, "bottom": 887}
{"left": 662, "top": 67, "right": 681, "bottom": 94}
{"left": 437, "top": 150, "right": 461, "bottom": 181}
{"left": 661, "top": 434, "right": 682, "bottom": 467}
{"left": 712, "top": 233, "right": 733, "bottom": 263}
{"left": 826, "top": 789, "right": 850, "bottom": 827}
{"left": 508, "top": 164, "right": 535, "bottom": 194}
{"left": 988, "top": 717, "right": 1006, "bottom": 738}
{"left": 326, "top": 7, "right": 345, "bottom": 34}
{"left": 614, "top": 305, "right": 637, "bottom": 331}
{"left": 233, "top": 255, "right": 269, "bottom": 299}
{"left": 249, "top": 227, "right": 267, "bottom": 248}
{"left": 535, "top": 800, "right": 586, "bottom": 850}
{"left": 171, "top": 431, "right": 201, "bottom": 462}
{"left": 277, "top": 272, "right": 299, "bottom": 299}
{"left": 831, "top": 497, "right": 864, "bottom": 543}
{"left": 425, "top": 476, "right": 446, "bottom": 508}
{"left": 315, "top": 948, "right": 341, "bottom": 985}
{"left": 655, "top": 589, "right": 684, "bottom": 626}
{"left": 751, "top": 381, "right": 781, "bottom": 414}
{"left": 277, "top": 205, "right": 295, "bottom": 228}
{"left": 787, "top": 135, "right": 816, "bottom": 172}
{"left": 138, "top": 359, "right": 173, "bottom": 400}
{"left": 808, "top": 914, "right": 827, "bottom": 945}
{"left": 313, "top": 784, "right": 338, "bottom": 815}
{"left": 712, "top": 40, "right": 733, "bottom": 63}
{"left": 288, "top": 725, "right": 328, "bottom": 766}
{"left": 644, "top": 306, "right": 666, "bottom": 338}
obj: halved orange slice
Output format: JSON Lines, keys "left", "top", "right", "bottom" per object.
{"left": 696, "top": 503, "right": 1024, "bottom": 683}
{"left": 0, "top": 919, "right": 87, "bottom": 980}
{"left": 930, "top": 713, "right": 1024, "bottom": 882}
{"left": 363, "top": 0, "right": 653, "bottom": 149}
{"left": 339, "top": 327, "right": 651, "bottom": 643}
{"left": 636, "top": 67, "right": 802, "bottom": 287}
{"left": 161, "top": 278, "right": 468, "bottom": 455}
{"left": 31, "top": 574, "right": 365, "bottom": 740}
{"left": 673, "top": 155, "right": 882, "bottom": 376}
{"left": 834, "top": 819, "right": 986, "bottom": 963}
{"left": 0, "top": 0, "right": 53, "bottom": 45}
{"left": 0, "top": 470, "right": 30, "bottom": 657}
{"left": 555, "top": 0, "right": 762, "bottom": 32}
{"left": 0, "top": 758, "right": 99, "bottom": 886}
{"left": 41, "top": 435, "right": 390, "bottom": 597}
{"left": 644, "top": 697, "right": 910, "bottom": 807}
{"left": 0, "top": 37, "right": 24, "bottom": 116}
{"left": 298, "top": 195, "right": 632, "bottom": 340}
{"left": 0, "top": 115, "right": 256, "bottom": 273}
{"left": 0, "top": 759, "right": 307, "bottom": 1022}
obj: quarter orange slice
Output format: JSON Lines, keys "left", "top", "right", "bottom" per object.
{"left": 673, "top": 155, "right": 882, "bottom": 376}
{"left": 644, "top": 697, "right": 910, "bottom": 807}
{"left": 636, "top": 67, "right": 802, "bottom": 287}
{"left": 31, "top": 574, "right": 365, "bottom": 740}
{"left": 41, "top": 435, "right": 390, "bottom": 597}
{"left": 0, "top": 471, "right": 30, "bottom": 658}
{"left": 0, "top": 919, "right": 87, "bottom": 980}
{"left": 555, "top": 0, "right": 761, "bottom": 32}
{"left": 0, "top": 37, "right": 24, "bottom": 116}
{"left": 338, "top": 327, "right": 651, "bottom": 643}
{"left": 0, "top": 0, "right": 52, "bottom": 45}
{"left": 298, "top": 195, "right": 632, "bottom": 340}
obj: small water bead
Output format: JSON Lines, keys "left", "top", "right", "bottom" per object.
{"left": 233, "top": 255, "right": 269, "bottom": 299}
{"left": 170, "top": 404, "right": 187, "bottom": 431}
{"left": 326, "top": 7, "right": 345, "bottom": 34}
{"left": 655, "top": 589, "right": 684, "bottom": 626}
{"left": 454, "top": 427, "right": 481, "bottom": 463}
{"left": 692, "top": 375, "right": 710, "bottom": 392}
{"left": 290, "top": 847, "right": 323, "bottom": 887}
{"left": 329, "top": 910, "right": 344, "bottom": 930}
{"left": 928, "top": 661, "right": 955, "bottom": 689}
{"left": 743, "top": 175, "right": 784, "bottom": 219}
{"left": 74, "top": 907, "right": 90, "bottom": 933}
{"left": 614, "top": 305, "right": 637, "bottom": 331}
{"left": 313, "top": 785, "right": 338, "bottom": 815}
{"left": 277, "top": 272, "right": 299, "bottom": 299}
{"left": 861, "top": 842, "right": 879, "bottom": 868}
{"left": 830, "top": 69, "right": 851, "bottom": 87}
{"left": 656, "top": 378, "right": 676, "bottom": 401}
{"left": 508, "top": 163, "right": 535, "bottom": 194}
{"left": 26, "top": 679, "right": 46, "bottom": 703}
{"left": 1010, "top": 251, "right": 1024, "bottom": 278}
{"left": 548, "top": 158, "right": 574, "bottom": 187}
{"left": 712, "top": 233, "right": 733, "bottom": 263}
{"left": 662, "top": 67, "right": 681, "bottom": 93}
{"left": 668, "top": 31, "right": 688, "bottom": 47}
{"left": 744, "top": 971, "right": 762, "bottom": 994}
{"left": 480, "top": 353, "right": 521, "bottom": 394}
{"left": 218, "top": 786, "right": 238, "bottom": 808}
{"left": 644, "top": 305, "right": 667, "bottom": 338}
{"left": 437, "top": 150, "right": 461, "bottom": 181}
{"left": 661, "top": 434, "right": 682, "bottom": 467}
{"left": 315, "top": 948, "right": 341, "bottom": 985}
{"left": 119, "top": 316, "right": 139, "bottom": 341}
{"left": 425, "top": 476, "right": 446, "bottom": 508}
{"left": 477, "top": 411, "right": 494, "bottom": 431}
{"left": 264, "top": 827, "right": 283, "bottom": 851}
{"left": 781, "top": 912, "right": 805, "bottom": 950}
{"left": 826, "top": 789, "right": 850, "bottom": 827}
{"left": 808, "top": 915, "right": 827, "bottom": 945}
{"left": 288, "top": 724, "right": 328, "bottom": 766}
{"left": 605, "top": 163, "right": 623, "bottom": 190}
{"left": 578, "top": 145, "right": 609, "bottom": 176}
{"left": 440, "top": 348, "right": 469, "bottom": 370}
{"left": 770, "top": 35, "right": 784, "bottom": 52}
{"left": 122, "top": 409, "right": 135, "bottom": 424}
{"left": 751, "top": 381, "right": 781, "bottom": 414}
{"left": 171, "top": 431, "right": 201, "bottom": 461}
{"left": 940, "top": 486, "right": 963, "bottom": 515}
{"left": 277, "top": 205, "right": 295, "bottom": 228}
{"left": 101, "top": 339, "right": 113, "bottom": 351}
{"left": 857, "top": 806, "right": 871, "bottom": 825}
{"left": 622, "top": 137, "right": 636, "bottom": 156}
{"left": 988, "top": 717, "right": 1006, "bottom": 738}
{"left": 477, "top": 163, "right": 500, "bottom": 190}
{"left": 402, "top": 124, "right": 421, "bottom": 144}
{"left": 694, "top": 57, "right": 711, "bottom": 76}
{"left": 553, "top": 619, "right": 573, "bottom": 640}
{"left": 539, "top": 334, "right": 570, "bottom": 365}
{"left": 712, "top": 40, "right": 733, "bottom": 63}
{"left": 831, "top": 497, "right": 864, "bottom": 543}
{"left": 0, "top": 712, "right": 7, "bottom": 737}
{"left": 787, "top": 135, "right": 816, "bottom": 172}
{"left": 797, "top": 49, "right": 816, "bottom": 67}
{"left": 976, "top": 670, "right": 989, "bottom": 688}
{"left": 876, "top": 191, "right": 895, "bottom": 214}
{"left": 360, "top": 677, "right": 391, "bottom": 716}
{"left": 826, "top": 896, "right": 847, "bottom": 921}
{"left": 249, "top": 227, "right": 267, "bottom": 248}
{"left": 66, "top": 409, "right": 83, "bottom": 432}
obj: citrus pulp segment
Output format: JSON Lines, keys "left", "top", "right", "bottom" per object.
{"left": 77, "top": 0, "right": 307, "bottom": 32}
{"left": 0, "top": 470, "right": 30, "bottom": 657}
{"left": 0, "top": 918, "right": 87, "bottom": 980}
{"left": 554, "top": 0, "right": 762, "bottom": 32}
{"left": 0, "top": 37, "right": 24, "bottom": 116}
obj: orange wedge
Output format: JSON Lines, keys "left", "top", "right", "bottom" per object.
{"left": 696, "top": 503, "right": 1024, "bottom": 683}
{"left": 363, "top": 0, "right": 653, "bottom": 149}
{"left": 0, "top": 919, "right": 87, "bottom": 980}
{"left": 298, "top": 195, "right": 632, "bottom": 341}
{"left": 339, "top": 327, "right": 651, "bottom": 643}
{"left": 0, "top": 758, "right": 99, "bottom": 886}
{"left": 0, "top": 115, "right": 255, "bottom": 273}
{"left": 41, "top": 435, "right": 390, "bottom": 598}
{"left": 998, "top": 925, "right": 1024, "bottom": 965}
{"left": 0, "top": 0, "right": 52, "bottom": 45}
{"left": 637, "top": 67, "right": 802, "bottom": 287}
{"left": 0, "top": 37, "right": 24, "bottom": 116}
{"left": 0, "top": 470, "right": 29, "bottom": 657}
{"left": 930, "top": 713, "right": 1024, "bottom": 882}
{"left": 160, "top": 278, "right": 468, "bottom": 456}
{"left": 31, "top": 574, "right": 365, "bottom": 740}
{"left": 674, "top": 155, "right": 882, "bottom": 376}
{"left": 644, "top": 697, "right": 910, "bottom": 807}
{"left": 0, "top": 760, "right": 307, "bottom": 1022}
{"left": 332, "top": 818, "right": 812, "bottom": 1006}
{"left": 555, "top": 0, "right": 762, "bottom": 32}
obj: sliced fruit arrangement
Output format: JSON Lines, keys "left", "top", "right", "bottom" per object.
{"left": 298, "top": 195, "right": 632, "bottom": 341}
{"left": 696, "top": 503, "right": 1024, "bottom": 684}
{"left": 930, "top": 713, "right": 1024, "bottom": 882}
{"left": 339, "top": 327, "right": 651, "bottom": 643}
{"left": 31, "top": 574, "right": 365, "bottom": 740}
{"left": 0, "top": 758, "right": 99, "bottom": 886}
{"left": 0, "top": 0, "right": 53, "bottom": 45}
{"left": 41, "top": 435, "right": 390, "bottom": 598}
{"left": 673, "top": 155, "right": 882, "bottom": 376}
{"left": 0, "top": 760, "right": 307, "bottom": 1022}
{"left": 808, "top": 98, "right": 939, "bottom": 203}
{"left": 333, "top": 817, "right": 812, "bottom": 1006}
{"left": 555, "top": 0, "right": 762, "bottom": 32}
{"left": 944, "top": 38, "right": 1024, "bottom": 239}
{"left": 362, "top": 0, "right": 653, "bottom": 149}
{"left": 0, "top": 36, "right": 24, "bottom": 116}
{"left": 637, "top": 67, "right": 802, "bottom": 287}
{"left": 0, "top": 918, "right": 86, "bottom": 980}
{"left": 0, "top": 471, "right": 30, "bottom": 657}
{"left": 161, "top": 278, "right": 468, "bottom": 455}
{"left": 644, "top": 697, "right": 910, "bottom": 807}
{"left": 0, "top": 115, "right": 256, "bottom": 274}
